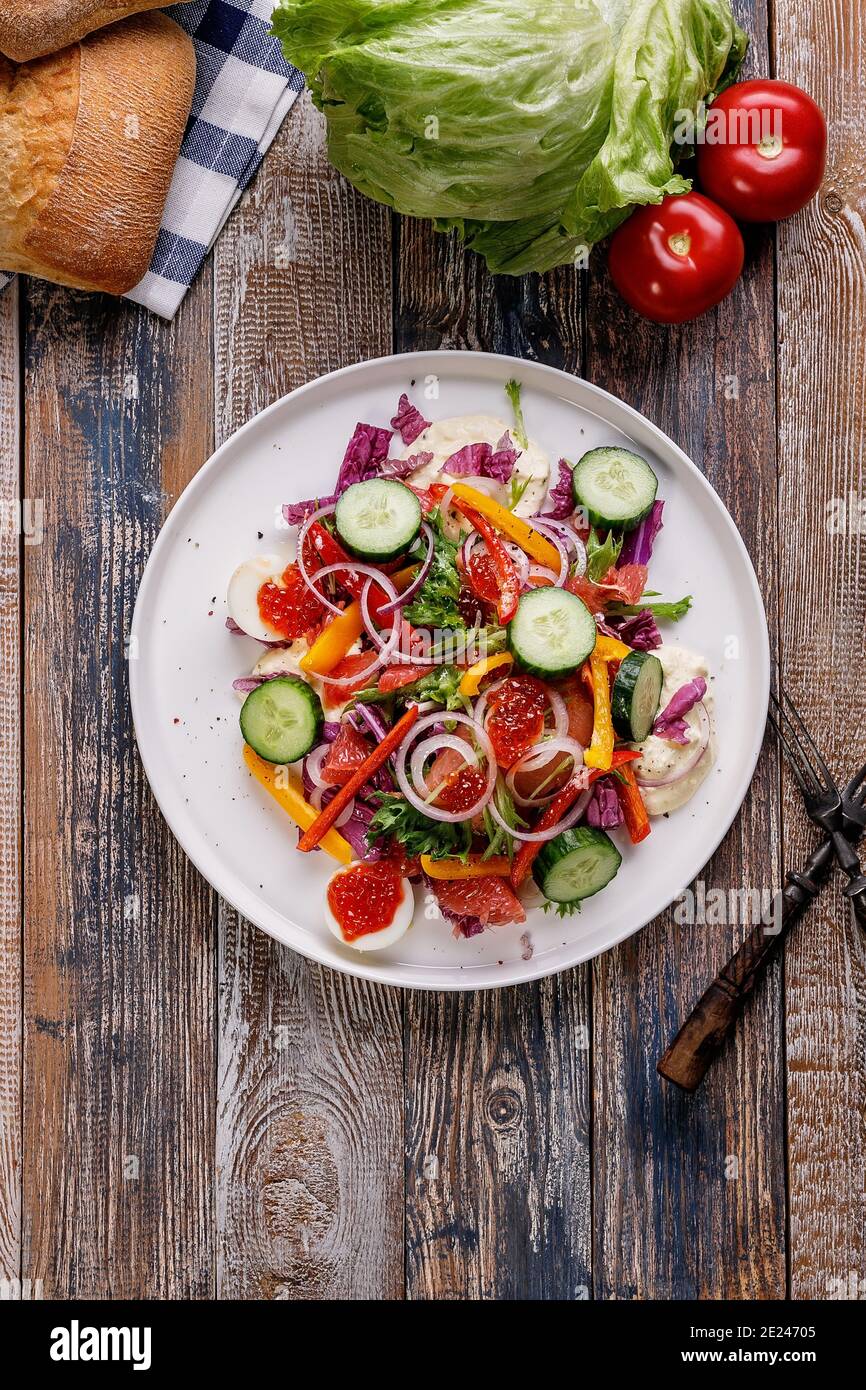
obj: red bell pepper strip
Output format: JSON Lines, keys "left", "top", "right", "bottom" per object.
{"left": 298, "top": 704, "right": 421, "bottom": 852}
{"left": 510, "top": 748, "right": 641, "bottom": 888}
{"left": 448, "top": 498, "right": 520, "bottom": 624}
{"left": 307, "top": 520, "right": 400, "bottom": 623}
{"left": 613, "top": 763, "right": 651, "bottom": 844}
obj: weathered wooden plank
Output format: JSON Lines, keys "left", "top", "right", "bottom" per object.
{"left": 21, "top": 271, "right": 217, "bottom": 1298}
{"left": 587, "top": 2, "right": 787, "bottom": 1298}
{"left": 213, "top": 95, "right": 404, "bottom": 1301}
{"left": 0, "top": 281, "right": 21, "bottom": 1291}
{"left": 774, "top": 0, "right": 866, "bottom": 1300}
{"left": 396, "top": 220, "right": 591, "bottom": 1299}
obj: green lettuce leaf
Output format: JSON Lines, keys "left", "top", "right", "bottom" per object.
{"left": 273, "top": 0, "right": 747, "bottom": 276}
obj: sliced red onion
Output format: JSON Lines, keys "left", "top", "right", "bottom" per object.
{"left": 410, "top": 734, "right": 480, "bottom": 798}
{"left": 304, "top": 742, "right": 332, "bottom": 791}
{"left": 353, "top": 702, "right": 390, "bottom": 742}
{"left": 531, "top": 516, "right": 587, "bottom": 578}
{"left": 460, "top": 530, "right": 529, "bottom": 587}
{"left": 309, "top": 785, "right": 356, "bottom": 826}
{"left": 505, "top": 736, "right": 585, "bottom": 807}
{"left": 395, "top": 711, "right": 496, "bottom": 823}
{"left": 375, "top": 522, "right": 434, "bottom": 616}
{"left": 317, "top": 607, "right": 401, "bottom": 687}
{"left": 527, "top": 564, "right": 559, "bottom": 586}
{"left": 524, "top": 517, "right": 569, "bottom": 586}
{"left": 487, "top": 780, "right": 593, "bottom": 843}
{"left": 635, "top": 702, "right": 711, "bottom": 788}
{"left": 296, "top": 502, "right": 341, "bottom": 614}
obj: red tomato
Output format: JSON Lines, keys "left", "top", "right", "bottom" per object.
{"left": 466, "top": 550, "right": 501, "bottom": 605}
{"left": 697, "top": 80, "right": 827, "bottom": 223}
{"left": 608, "top": 192, "right": 744, "bottom": 324}
{"left": 258, "top": 563, "right": 324, "bottom": 640}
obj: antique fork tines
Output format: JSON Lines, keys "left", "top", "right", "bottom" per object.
{"left": 768, "top": 689, "right": 841, "bottom": 828}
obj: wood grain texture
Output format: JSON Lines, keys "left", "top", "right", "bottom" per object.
{"left": 20, "top": 273, "right": 217, "bottom": 1298}
{"left": 213, "top": 95, "right": 405, "bottom": 1301}
{"left": 773, "top": 0, "right": 866, "bottom": 1300}
{"left": 396, "top": 220, "right": 591, "bottom": 1299}
{"left": 0, "top": 280, "right": 20, "bottom": 1288}
{"left": 587, "top": 1, "right": 787, "bottom": 1300}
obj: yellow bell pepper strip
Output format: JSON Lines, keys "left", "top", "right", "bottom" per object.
{"left": 243, "top": 744, "right": 353, "bottom": 865}
{"left": 300, "top": 563, "right": 419, "bottom": 676}
{"left": 583, "top": 634, "right": 630, "bottom": 771}
{"left": 448, "top": 483, "right": 563, "bottom": 571}
{"left": 421, "top": 853, "right": 512, "bottom": 880}
{"left": 458, "top": 652, "right": 513, "bottom": 697}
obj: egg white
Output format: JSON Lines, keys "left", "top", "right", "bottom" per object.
{"left": 324, "top": 864, "right": 415, "bottom": 952}
{"left": 227, "top": 548, "right": 295, "bottom": 642}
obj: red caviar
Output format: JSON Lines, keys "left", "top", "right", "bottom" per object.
{"left": 485, "top": 674, "right": 550, "bottom": 768}
{"left": 327, "top": 862, "right": 404, "bottom": 942}
{"left": 258, "top": 562, "right": 324, "bottom": 640}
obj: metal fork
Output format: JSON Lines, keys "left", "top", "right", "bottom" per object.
{"left": 768, "top": 690, "right": 866, "bottom": 930}
{"left": 658, "top": 702, "right": 866, "bottom": 1091}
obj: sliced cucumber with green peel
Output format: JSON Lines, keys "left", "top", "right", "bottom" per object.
{"left": 508, "top": 587, "right": 597, "bottom": 678}
{"left": 335, "top": 478, "right": 421, "bottom": 561}
{"left": 611, "top": 650, "right": 664, "bottom": 742}
{"left": 572, "top": 446, "right": 658, "bottom": 532}
{"left": 240, "top": 677, "right": 323, "bottom": 764}
{"left": 533, "top": 826, "right": 622, "bottom": 904}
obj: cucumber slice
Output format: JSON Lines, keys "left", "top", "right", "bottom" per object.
{"left": 335, "top": 479, "right": 421, "bottom": 561}
{"left": 240, "top": 677, "right": 323, "bottom": 764}
{"left": 572, "top": 447, "right": 658, "bottom": 532}
{"left": 508, "top": 588, "right": 596, "bottom": 678}
{"left": 611, "top": 650, "right": 664, "bottom": 742}
{"left": 533, "top": 826, "right": 622, "bottom": 903}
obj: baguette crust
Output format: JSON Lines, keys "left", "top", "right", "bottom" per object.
{"left": 0, "top": 1, "right": 194, "bottom": 63}
{"left": 0, "top": 13, "right": 196, "bottom": 295}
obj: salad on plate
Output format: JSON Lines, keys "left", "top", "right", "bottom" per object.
{"left": 226, "top": 384, "right": 715, "bottom": 952}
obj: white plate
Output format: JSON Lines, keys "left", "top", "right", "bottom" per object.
{"left": 131, "top": 351, "right": 769, "bottom": 991}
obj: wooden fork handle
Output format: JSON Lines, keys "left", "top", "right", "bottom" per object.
{"left": 657, "top": 840, "right": 832, "bottom": 1092}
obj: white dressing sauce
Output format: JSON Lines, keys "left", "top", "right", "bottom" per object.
{"left": 635, "top": 643, "right": 716, "bottom": 816}
{"left": 403, "top": 413, "right": 550, "bottom": 519}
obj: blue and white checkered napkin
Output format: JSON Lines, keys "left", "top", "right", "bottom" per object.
{"left": 0, "top": 0, "right": 303, "bottom": 319}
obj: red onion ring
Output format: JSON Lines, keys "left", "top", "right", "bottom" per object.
{"left": 505, "top": 736, "right": 585, "bottom": 807}
{"left": 376, "top": 521, "right": 435, "bottom": 616}
{"left": 527, "top": 564, "right": 559, "bottom": 586}
{"left": 487, "top": 780, "right": 593, "bottom": 843}
{"left": 409, "top": 734, "right": 479, "bottom": 798}
{"left": 309, "top": 786, "right": 356, "bottom": 825}
{"left": 635, "top": 702, "right": 711, "bottom": 787}
{"left": 316, "top": 604, "right": 401, "bottom": 687}
{"left": 296, "top": 502, "right": 341, "bottom": 614}
{"left": 395, "top": 711, "right": 497, "bottom": 823}
{"left": 532, "top": 516, "right": 587, "bottom": 578}
{"left": 524, "top": 517, "right": 569, "bottom": 586}
{"left": 304, "top": 742, "right": 332, "bottom": 791}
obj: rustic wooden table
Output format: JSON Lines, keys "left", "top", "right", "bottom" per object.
{"left": 1, "top": 0, "right": 863, "bottom": 1301}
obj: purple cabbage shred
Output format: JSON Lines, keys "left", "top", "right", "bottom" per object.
{"left": 619, "top": 500, "right": 665, "bottom": 567}
{"left": 585, "top": 778, "right": 624, "bottom": 829}
{"left": 604, "top": 609, "right": 663, "bottom": 651}
{"left": 543, "top": 459, "right": 575, "bottom": 520}
{"left": 390, "top": 393, "right": 430, "bottom": 446}
{"left": 653, "top": 677, "right": 707, "bottom": 745}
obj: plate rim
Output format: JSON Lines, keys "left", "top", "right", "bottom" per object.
{"left": 131, "top": 349, "right": 770, "bottom": 992}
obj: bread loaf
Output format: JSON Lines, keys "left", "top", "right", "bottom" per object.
{"left": 0, "top": 1, "right": 193, "bottom": 63}
{"left": 0, "top": 13, "right": 195, "bottom": 295}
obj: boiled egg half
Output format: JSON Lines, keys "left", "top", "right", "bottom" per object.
{"left": 227, "top": 548, "right": 295, "bottom": 643}
{"left": 324, "top": 862, "right": 415, "bottom": 952}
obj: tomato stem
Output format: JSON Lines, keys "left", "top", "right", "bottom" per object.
{"left": 667, "top": 230, "right": 692, "bottom": 257}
